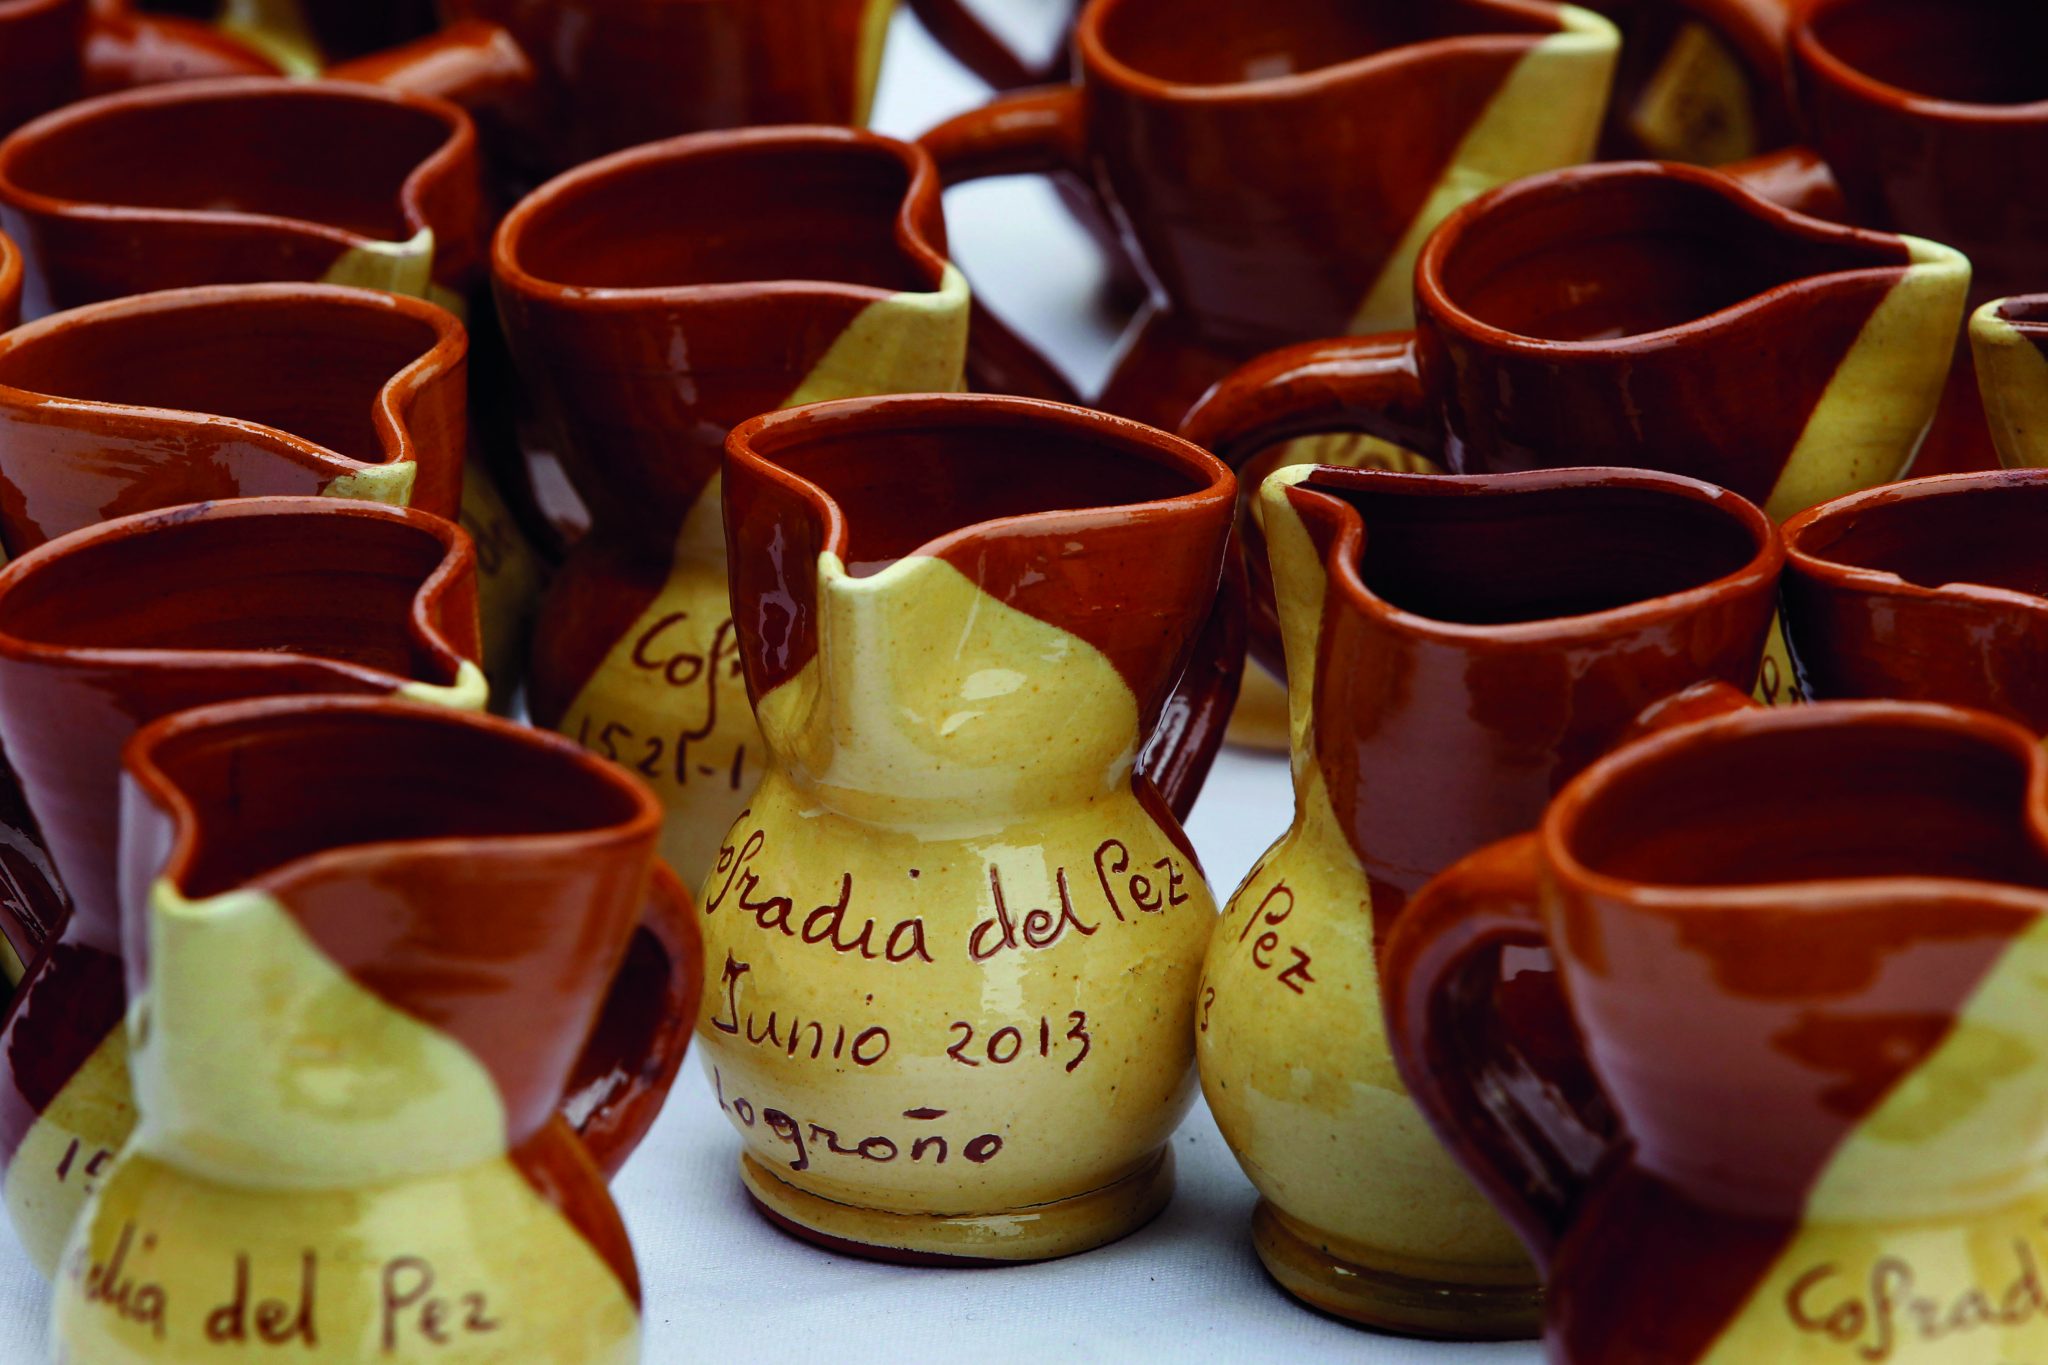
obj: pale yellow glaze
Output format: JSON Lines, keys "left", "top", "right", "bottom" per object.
{"left": 53, "top": 881, "right": 637, "bottom": 1361}
{"left": 557, "top": 265, "right": 969, "bottom": 888}
{"left": 1197, "top": 467, "right": 1535, "bottom": 1333}
{"left": 1972, "top": 301, "right": 2048, "bottom": 470}
{"left": 696, "top": 549, "right": 1216, "bottom": 1258}
{"left": 1700, "top": 915, "right": 2048, "bottom": 1363}
{"left": 1625, "top": 20, "right": 1759, "bottom": 165}
{"left": 1347, "top": 5, "right": 1618, "bottom": 337}
{"left": 1764, "top": 236, "right": 1971, "bottom": 520}
{"left": 322, "top": 460, "right": 417, "bottom": 508}
{"left": 852, "top": 0, "right": 897, "bottom": 128}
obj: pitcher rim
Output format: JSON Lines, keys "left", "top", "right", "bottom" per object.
{"left": 1783, "top": 467, "right": 2048, "bottom": 615}
{"left": 0, "top": 281, "right": 464, "bottom": 479}
{"left": 0, "top": 497, "right": 475, "bottom": 688}
{"left": 1076, "top": 0, "right": 1613, "bottom": 105}
{"left": 0, "top": 76, "right": 475, "bottom": 248}
{"left": 493, "top": 125, "right": 953, "bottom": 309}
{"left": 1416, "top": 160, "right": 1953, "bottom": 357}
{"left": 1546, "top": 700, "right": 2048, "bottom": 914}
{"left": 126, "top": 694, "right": 664, "bottom": 902}
{"left": 1280, "top": 463, "right": 1782, "bottom": 647}
{"left": 727, "top": 392, "right": 1235, "bottom": 580}
{"left": 1795, "top": 0, "right": 2048, "bottom": 122}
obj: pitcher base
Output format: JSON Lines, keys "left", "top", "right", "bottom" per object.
{"left": 1252, "top": 1198, "right": 1541, "bottom": 1339}
{"left": 740, "top": 1147, "right": 1175, "bottom": 1264}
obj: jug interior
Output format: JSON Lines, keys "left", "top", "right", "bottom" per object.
{"left": 0, "top": 510, "right": 452, "bottom": 675}
{"left": 753, "top": 413, "right": 1207, "bottom": 577}
{"left": 145, "top": 708, "right": 644, "bottom": 899}
{"left": 1, "top": 91, "right": 446, "bottom": 240}
{"left": 1809, "top": 0, "right": 2048, "bottom": 105}
{"left": 0, "top": 298, "right": 441, "bottom": 462}
{"left": 510, "top": 141, "right": 935, "bottom": 293}
{"left": 1568, "top": 720, "right": 2048, "bottom": 890}
{"left": 1093, "top": 0, "right": 1557, "bottom": 86}
{"left": 1795, "top": 479, "right": 2048, "bottom": 599}
{"left": 1322, "top": 478, "right": 1760, "bottom": 625}
{"left": 1438, "top": 175, "right": 1905, "bottom": 342}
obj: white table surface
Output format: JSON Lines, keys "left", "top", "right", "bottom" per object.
{"left": 0, "top": 10, "right": 1548, "bottom": 1360}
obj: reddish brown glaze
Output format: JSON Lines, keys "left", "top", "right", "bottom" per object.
{"left": 920, "top": 0, "right": 1598, "bottom": 432}
{"left": 340, "top": 0, "right": 895, "bottom": 189}
{"left": 0, "top": 283, "right": 466, "bottom": 548}
{"left": 0, "top": 230, "right": 18, "bottom": 329}
{"left": 121, "top": 694, "right": 676, "bottom": 1296}
{"left": 1282, "top": 465, "right": 1781, "bottom": 942}
{"left": 1782, "top": 469, "right": 2048, "bottom": 728}
{"left": 1185, "top": 161, "right": 1916, "bottom": 500}
{"left": 1585, "top": 0, "right": 1795, "bottom": 159}
{"left": 139, "top": 0, "right": 441, "bottom": 64}
{"left": 0, "top": 499, "right": 474, "bottom": 1205}
{"left": 495, "top": 128, "right": 960, "bottom": 723}
{"left": 1385, "top": 702, "right": 2048, "bottom": 1363}
{"left": 0, "top": 76, "right": 484, "bottom": 317}
{"left": 724, "top": 393, "right": 1241, "bottom": 821}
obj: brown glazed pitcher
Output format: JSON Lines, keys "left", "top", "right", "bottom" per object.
{"left": 333, "top": 0, "right": 898, "bottom": 189}
{"left": 0, "top": 499, "right": 694, "bottom": 1278}
{"left": 1782, "top": 469, "right": 2048, "bottom": 729}
{"left": 54, "top": 695, "right": 667, "bottom": 1360}
{"left": 1197, "top": 463, "right": 1780, "bottom": 1335}
{"left": 700, "top": 394, "right": 1239, "bottom": 1261}
{"left": 497, "top": 127, "right": 971, "bottom": 889}
{"left": 0, "top": 76, "right": 546, "bottom": 685}
{"left": 1973, "top": 294, "right": 2048, "bottom": 474}
{"left": 919, "top": 0, "right": 1621, "bottom": 436}
{"left": 1386, "top": 700, "right": 2048, "bottom": 1363}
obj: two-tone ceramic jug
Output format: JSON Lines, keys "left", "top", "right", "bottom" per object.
{"left": 701, "top": 393, "right": 1240, "bottom": 1261}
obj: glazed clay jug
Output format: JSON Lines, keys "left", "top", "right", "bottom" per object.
{"left": 1387, "top": 700, "right": 2048, "bottom": 1364}
{"left": 1198, "top": 463, "right": 1781, "bottom": 1335}
{"left": 148, "top": 0, "right": 439, "bottom": 71}
{"left": 497, "top": 127, "right": 969, "bottom": 887}
{"left": 0, "top": 77, "right": 545, "bottom": 688}
{"left": 0, "top": 0, "right": 276, "bottom": 139}
{"left": 705, "top": 393, "right": 1239, "bottom": 1261}
{"left": 1782, "top": 469, "right": 2048, "bottom": 728}
{"left": 1973, "top": 294, "right": 2048, "bottom": 471}
{"left": 922, "top": 0, "right": 1618, "bottom": 438}
{"left": 53, "top": 695, "right": 666, "bottom": 1361}
{"left": 1185, "top": 160, "right": 1968, "bottom": 706}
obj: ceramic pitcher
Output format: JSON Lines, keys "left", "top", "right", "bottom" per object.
{"left": 1387, "top": 699, "right": 2048, "bottom": 1364}
{"left": 496, "top": 127, "right": 970, "bottom": 889}
{"left": 703, "top": 393, "right": 1238, "bottom": 1261}
{"left": 52, "top": 695, "right": 670, "bottom": 1361}
{"left": 1782, "top": 469, "right": 2048, "bottom": 729}
{"left": 0, "top": 76, "right": 546, "bottom": 688}
{"left": 332, "top": 0, "right": 898, "bottom": 189}
{"left": 1198, "top": 463, "right": 1780, "bottom": 1336}
{"left": 1973, "top": 295, "right": 2048, "bottom": 472}
{"left": 0, "top": 0, "right": 277, "bottom": 139}
{"left": 152, "top": 0, "right": 439, "bottom": 72}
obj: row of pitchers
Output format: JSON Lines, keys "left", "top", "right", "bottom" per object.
{"left": 8, "top": 391, "right": 2048, "bottom": 1358}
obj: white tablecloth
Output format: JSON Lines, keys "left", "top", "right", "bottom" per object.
{"left": 0, "top": 11, "right": 1548, "bottom": 1360}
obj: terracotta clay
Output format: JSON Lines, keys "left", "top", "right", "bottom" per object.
{"left": 497, "top": 127, "right": 971, "bottom": 889}
{"left": 1183, "top": 160, "right": 1968, "bottom": 705}
{"left": 332, "top": 0, "right": 897, "bottom": 188}
{"left": 1972, "top": 295, "right": 2048, "bottom": 474}
{"left": 0, "top": 0, "right": 278, "bottom": 140}
{"left": 1782, "top": 469, "right": 2048, "bottom": 730}
{"left": 0, "top": 499, "right": 697, "bottom": 1281}
{"left": 53, "top": 695, "right": 676, "bottom": 1360}
{"left": 1387, "top": 699, "right": 2048, "bottom": 1363}
{"left": 0, "top": 75, "right": 546, "bottom": 694}
{"left": 1199, "top": 463, "right": 1781, "bottom": 1335}
{"left": 703, "top": 393, "right": 1238, "bottom": 1261}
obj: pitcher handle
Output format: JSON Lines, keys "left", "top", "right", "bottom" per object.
{"left": 907, "top": 0, "right": 1071, "bottom": 91}
{"left": 1138, "top": 533, "right": 1247, "bottom": 821}
{"left": 561, "top": 860, "right": 703, "bottom": 1177}
{"left": 921, "top": 86, "right": 1092, "bottom": 404}
{"left": 328, "top": 18, "right": 535, "bottom": 122}
{"left": 1722, "top": 145, "right": 1850, "bottom": 223}
{"left": 1382, "top": 680, "right": 1758, "bottom": 1266}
